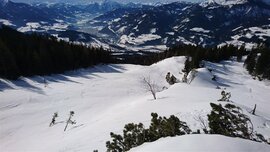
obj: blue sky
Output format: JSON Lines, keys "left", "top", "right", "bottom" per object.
{"left": 11, "top": 0, "right": 203, "bottom": 4}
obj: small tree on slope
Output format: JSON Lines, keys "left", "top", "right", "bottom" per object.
{"left": 142, "top": 76, "right": 159, "bottom": 100}
{"left": 64, "top": 111, "right": 76, "bottom": 131}
{"left": 218, "top": 90, "right": 231, "bottom": 102}
{"left": 49, "top": 112, "right": 58, "bottom": 127}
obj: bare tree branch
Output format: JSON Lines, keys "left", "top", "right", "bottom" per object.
{"left": 142, "top": 76, "right": 158, "bottom": 100}
{"left": 194, "top": 114, "right": 209, "bottom": 133}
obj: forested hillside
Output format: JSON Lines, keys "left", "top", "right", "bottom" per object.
{"left": 245, "top": 45, "right": 270, "bottom": 80}
{"left": 0, "top": 26, "right": 112, "bottom": 79}
{"left": 120, "top": 43, "right": 270, "bottom": 80}
{"left": 121, "top": 44, "right": 247, "bottom": 70}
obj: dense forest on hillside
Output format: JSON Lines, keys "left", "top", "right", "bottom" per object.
{"left": 245, "top": 45, "right": 270, "bottom": 80}
{"left": 0, "top": 25, "right": 269, "bottom": 81}
{"left": 120, "top": 44, "right": 248, "bottom": 72}
{"left": 0, "top": 26, "right": 112, "bottom": 79}
{"left": 121, "top": 44, "right": 270, "bottom": 80}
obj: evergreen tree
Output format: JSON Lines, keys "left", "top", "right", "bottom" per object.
{"left": 245, "top": 52, "right": 257, "bottom": 75}
{"left": 208, "top": 103, "right": 252, "bottom": 139}
{"left": 244, "top": 45, "right": 270, "bottom": 80}
{"left": 106, "top": 113, "right": 191, "bottom": 152}
{"left": 0, "top": 38, "right": 19, "bottom": 79}
{"left": 0, "top": 26, "right": 112, "bottom": 79}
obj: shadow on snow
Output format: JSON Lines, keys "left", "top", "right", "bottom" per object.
{"left": 0, "top": 64, "right": 126, "bottom": 93}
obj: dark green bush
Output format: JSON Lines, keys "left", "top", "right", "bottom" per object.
{"left": 106, "top": 113, "right": 191, "bottom": 152}
{"left": 208, "top": 103, "right": 253, "bottom": 139}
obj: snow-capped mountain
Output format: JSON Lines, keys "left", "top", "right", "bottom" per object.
{"left": 0, "top": 0, "right": 59, "bottom": 27}
{"left": 0, "top": 0, "right": 269, "bottom": 51}
{"left": 0, "top": 0, "right": 146, "bottom": 51}
{"left": 96, "top": 0, "right": 270, "bottom": 49}
{"left": 0, "top": 0, "right": 130, "bottom": 28}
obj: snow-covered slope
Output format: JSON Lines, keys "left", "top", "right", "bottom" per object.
{"left": 187, "top": 68, "right": 219, "bottom": 87}
{"left": 130, "top": 134, "right": 270, "bottom": 152}
{"left": 0, "top": 57, "right": 270, "bottom": 151}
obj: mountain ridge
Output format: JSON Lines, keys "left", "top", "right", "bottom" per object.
{"left": 0, "top": 0, "right": 269, "bottom": 51}
{"left": 96, "top": 0, "right": 270, "bottom": 49}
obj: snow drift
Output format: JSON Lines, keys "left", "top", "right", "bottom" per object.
{"left": 129, "top": 134, "right": 270, "bottom": 152}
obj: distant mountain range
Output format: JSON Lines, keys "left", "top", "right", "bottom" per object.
{"left": 97, "top": 0, "right": 270, "bottom": 50}
{"left": 0, "top": 0, "right": 269, "bottom": 51}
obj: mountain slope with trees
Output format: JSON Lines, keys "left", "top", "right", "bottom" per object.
{"left": 1, "top": 56, "right": 270, "bottom": 151}
{"left": 0, "top": 26, "right": 112, "bottom": 79}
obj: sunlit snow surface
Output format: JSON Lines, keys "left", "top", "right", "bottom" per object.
{"left": 0, "top": 57, "right": 270, "bottom": 151}
{"left": 130, "top": 134, "right": 270, "bottom": 152}
{"left": 0, "top": 19, "right": 15, "bottom": 26}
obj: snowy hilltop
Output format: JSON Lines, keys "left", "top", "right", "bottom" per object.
{"left": 130, "top": 135, "right": 270, "bottom": 152}
{"left": 0, "top": 56, "right": 270, "bottom": 151}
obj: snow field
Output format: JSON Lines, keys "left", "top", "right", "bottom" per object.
{"left": 130, "top": 134, "right": 270, "bottom": 152}
{"left": 0, "top": 56, "right": 270, "bottom": 151}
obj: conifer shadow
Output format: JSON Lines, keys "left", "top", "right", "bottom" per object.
{"left": 0, "top": 64, "right": 127, "bottom": 93}
{"left": 0, "top": 80, "right": 14, "bottom": 91}
{"left": 0, "top": 78, "right": 45, "bottom": 94}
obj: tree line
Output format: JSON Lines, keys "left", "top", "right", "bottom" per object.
{"left": 0, "top": 26, "right": 112, "bottom": 79}
{"left": 121, "top": 44, "right": 270, "bottom": 81}
{"left": 244, "top": 45, "right": 270, "bottom": 80}
{"left": 1, "top": 25, "right": 268, "bottom": 81}
{"left": 120, "top": 44, "right": 247, "bottom": 73}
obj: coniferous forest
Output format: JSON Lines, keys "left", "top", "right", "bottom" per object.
{"left": 0, "top": 25, "right": 269, "bottom": 81}
{"left": 120, "top": 44, "right": 248, "bottom": 72}
{"left": 120, "top": 44, "right": 270, "bottom": 80}
{"left": 0, "top": 26, "right": 112, "bottom": 79}
{"left": 245, "top": 45, "right": 270, "bottom": 80}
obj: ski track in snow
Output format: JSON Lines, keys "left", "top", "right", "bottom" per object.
{"left": 0, "top": 57, "right": 270, "bottom": 151}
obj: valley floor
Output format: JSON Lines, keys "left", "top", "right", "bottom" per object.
{"left": 0, "top": 57, "right": 270, "bottom": 151}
